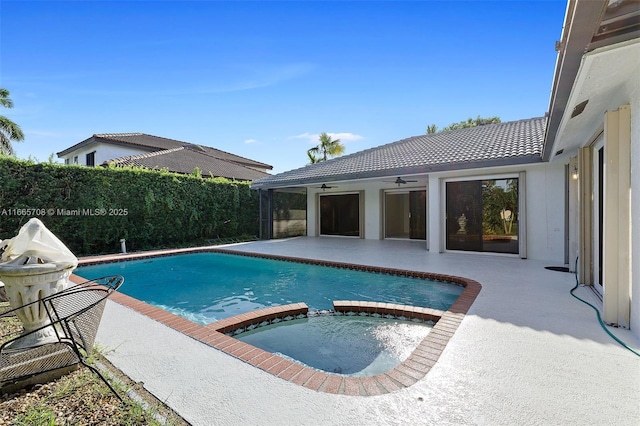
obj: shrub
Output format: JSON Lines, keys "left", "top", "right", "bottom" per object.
{"left": 0, "top": 157, "right": 259, "bottom": 255}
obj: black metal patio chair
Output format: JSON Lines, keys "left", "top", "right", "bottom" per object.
{"left": 0, "top": 275, "right": 124, "bottom": 400}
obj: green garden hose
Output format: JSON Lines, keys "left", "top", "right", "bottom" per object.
{"left": 570, "top": 257, "right": 639, "bottom": 357}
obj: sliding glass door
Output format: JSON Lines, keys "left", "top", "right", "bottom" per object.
{"left": 384, "top": 190, "right": 426, "bottom": 240}
{"left": 445, "top": 178, "right": 519, "bottom": 254}
{"left": 409, "top": 190, "right": 426, "bottom": 239}
{"left": 319, "top": 193, "right": 360, "bottom": 236}
{"left": 446, "top": 181, "right": 483, "bottom": 251}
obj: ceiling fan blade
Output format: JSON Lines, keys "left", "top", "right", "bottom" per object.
{"left": 313, "top": 183, "right": 338, "bottom": 190}
{"left": 381, "top": 177, "right": 420, "bottom": 186}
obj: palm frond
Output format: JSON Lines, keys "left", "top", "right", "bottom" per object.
{"left": 0, "top": 88, "right": 14, "bottom": 108}
{"left": 0, "top": 116, "right": 25, "bottom": 141}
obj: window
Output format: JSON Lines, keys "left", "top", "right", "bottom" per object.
{"left": 445, "top": 178, "right": 519, "bottom": 254}
{"left": 64, "top": 158, "right": 70, "bottom": 165}
{"left": 86, "top": 152, "right": 96, "bottom": 167}
{"left": 73, "top": 156, "right": 78, "bottom": 164}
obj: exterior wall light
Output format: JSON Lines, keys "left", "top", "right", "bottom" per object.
{"left": 571, "top": 165, "right": 579, "bottom": 180}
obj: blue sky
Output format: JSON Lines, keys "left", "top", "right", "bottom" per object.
{"left": 1, "top": 0, "right": 567, "bottom": 174}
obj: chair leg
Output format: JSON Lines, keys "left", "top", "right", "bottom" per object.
{"left": 80, "top": 359, "right": 124, "bottom": 403}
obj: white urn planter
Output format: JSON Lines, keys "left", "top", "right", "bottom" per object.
{"left": 0, "top": 261, "right": 75, "bottom": 348}
{"left": 0, "top": 219, "right": 78, "bottom": 349}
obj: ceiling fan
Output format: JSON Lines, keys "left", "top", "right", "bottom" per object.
{"left": 384, "top": 177, "right": 418, "bottom": 186}
{"left": 312, "top": 183, "right": 338, "bottom": 191}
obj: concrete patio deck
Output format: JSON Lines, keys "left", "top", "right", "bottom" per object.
{"left": 94, "top": 237, "right": 639, "bottom": 425}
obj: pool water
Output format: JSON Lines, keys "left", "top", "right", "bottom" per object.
{"left": 237, "top": 315, "right": 432, "bottom": 376}
{"left": 78, "top": 252, "right": 462, "bottom": 324}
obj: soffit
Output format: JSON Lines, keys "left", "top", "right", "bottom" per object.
{"left": 550, "top": 39, "right": 639, "bottom": 156}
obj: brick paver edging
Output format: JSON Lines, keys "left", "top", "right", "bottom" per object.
{"left": 75, "top": 247, "right": 482, "bottom": 396}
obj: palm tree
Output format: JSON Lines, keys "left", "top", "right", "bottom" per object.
{"left": 0, "top": 88, "right": 24, "bottom": 155}
{"left": 306, "top": 132, "right": 345, "bottom": 164}
{"left": 306, "top": 149, "right": 319, "bottom": 164}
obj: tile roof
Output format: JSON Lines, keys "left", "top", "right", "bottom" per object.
{"left": 252, "top": 117, "right": 546, "bottom": 189}
{"left": 106, "top": 146, "right": 271, "bottom": 181}
{"left": 96, "top": 133, "right": 185, "bottom": 150}
{"left": 57, "top": 132, "right": 272, "bottom": 170}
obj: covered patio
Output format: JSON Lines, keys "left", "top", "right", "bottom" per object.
{"left": 95, "top": 237, "right": 639, "bottom": 425}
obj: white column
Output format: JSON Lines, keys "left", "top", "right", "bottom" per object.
{"left": 603, "top": 105, "right": 631, "bottom": 328}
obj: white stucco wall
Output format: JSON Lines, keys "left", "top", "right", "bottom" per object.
{"left": 306, "top": 190, "right": 317, "bottom": 237}
{"left": 567, "top": 158, "right": 578, "bottom": 270}
{"left": 59, "top": 142, "right": 151, "bottom": 166}
{"left": 524, "top": 163, "right": 567, "bottom": 261}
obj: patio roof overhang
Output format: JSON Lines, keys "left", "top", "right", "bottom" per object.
{"left": 251, "top": 155, "right": 542, "bottom": 190}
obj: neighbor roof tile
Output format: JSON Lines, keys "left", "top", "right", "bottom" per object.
{"left": 107, "top": 146, "right": 270, "bottom": 181}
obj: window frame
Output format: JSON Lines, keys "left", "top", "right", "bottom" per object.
{"left": 86, "top": 151, "right": 96, "bottom": 167}
{"left": 441, "top": 172, "right": 525, "bottom": 257}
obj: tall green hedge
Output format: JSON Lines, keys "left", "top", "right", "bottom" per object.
{"left": 0, "top": 157, "right": 259, "bottom": 255}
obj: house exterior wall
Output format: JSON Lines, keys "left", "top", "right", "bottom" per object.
{"left": 59, "top": 142, "right": 151, "bottom": 166}
{"left": 427, "top": 162, "right": 565, "bottom": 262}
{"left": 306, "top": 190, "right": 317, "bottom": 237}
{"left": 561, "top": 52, "right": 639, "bottom": 335}
{"left": 363, "top": 182, "right": 382, "bottom": 239}
{"left": 524, "top": 164, "right": 567, "bottom": 261}
{"left": 304, "top": 161, "right": 565, "bottom": 263}
{"left": 306, "top": 180, "right": 393, "bottom": 240}
{"left": 568, "top": 157, "right": 579, "bottom": 270}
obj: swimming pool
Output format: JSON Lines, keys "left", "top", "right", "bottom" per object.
{"left": 78, "top": 248, "right": 481, "bottom": 395}
{"left": 77, "top": 251, "right": 463, "bottom": 324}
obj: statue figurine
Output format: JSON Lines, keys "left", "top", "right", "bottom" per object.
{"left": 457, "top": 213, "right": 467, "bottom": 234}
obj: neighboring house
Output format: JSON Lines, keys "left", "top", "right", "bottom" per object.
{"left": 57, "top": 133, "right": 272, "bottom": 181}
{"left": 252, "top": 0, "right": 639, "bottom": 336}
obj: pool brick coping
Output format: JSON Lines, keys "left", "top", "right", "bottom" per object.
{"left": 75, "top": 247, "right": 482, "bottom": 396}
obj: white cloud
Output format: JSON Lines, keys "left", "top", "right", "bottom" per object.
{"left": 289, "top": 132, "right": 364, "bottom": 145}
{"left": 328, "top": 132, "right": 364, "bottom": 143}
{"left": 289, "top": 132, "right": 318, "bottom": 144}
{"left": 59, "top": 63, "right": 315, "bottom": 96}
{"left": 244, "top": 139, "right": 258, "bottom": 144}
{"left": 200, "top": 62, "right": 313, "bottom": 94}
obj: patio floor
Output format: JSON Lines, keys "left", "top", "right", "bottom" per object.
{"left": 94, "top": 237, "right": 639, "bottom": 426}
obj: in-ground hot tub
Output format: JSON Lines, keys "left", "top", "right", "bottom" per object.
{"left": 236, "top": 313, "right": 433, "bottom": 376}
